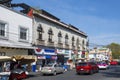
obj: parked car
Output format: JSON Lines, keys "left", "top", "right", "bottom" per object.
{"left": 40, "top": 63, "right": 65, "bottom": 76}
{"left": 9, "top": 68, "right": 27, "bottom": 80}
{"left": 110, "top": 61, "right": 118, "bottom": 65}
{"left": 75, "top": 62, "right": 99, "bottom": 75}
{"left": 97, "top": 62, "right": 109, "bottom": 70}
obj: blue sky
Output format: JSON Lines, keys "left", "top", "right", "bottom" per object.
{"left": 12, "top": 0, "right": 120, "bottom": 46}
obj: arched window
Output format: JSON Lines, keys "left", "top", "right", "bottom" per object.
{"left": 82, "top": 40, "right": 85, "bottom": 50}
{"left": 58, "top": 31, "right": 62, "bottom": 43}
{"left": 76, "top": 38, "right": 79, "bottom": 47}
{"left": 82, "top": 40, "right": 85, "bottom": 45}
{"left": 37, "top": 24, "right": 43, "bottom": 40}
{"left": 65, "top": 34, "right": 69, "bottom": 45}
{"left": 48, "top": 28, "right": 53, "bottom": 42}
{"left": 72, "top": 36, "right": 75, "bottom": 46}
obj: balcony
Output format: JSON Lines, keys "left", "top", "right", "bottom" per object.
{"left": 47, "top": 41, "right": 54, "bottom": 47}
{"left": 77, "top": 45, "right": 80, "bottom": 49}
{"left": 36, "top": 39, "right": 45, "bottom": 45}
{"left": 57, "top": 42, "right": 63, "bottom": 48}
{"left": 65, "top": 44, "right": 69, "bottom": 49}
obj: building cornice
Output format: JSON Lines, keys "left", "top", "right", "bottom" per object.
{"left": 33, "top": 9, "right": 87, "bottom": 37}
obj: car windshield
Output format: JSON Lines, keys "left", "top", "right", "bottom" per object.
{"left": 77, "top": 63, "right": 87, "bottom": 66}
{"left": 97, "top": 62, "right": 106, "bottom": 65}
{"left": 44, "top": 63, "right": 54, "bottom": 67}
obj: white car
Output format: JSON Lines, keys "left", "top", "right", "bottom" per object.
{"left": 97, "top": 62, "right": 109, "bottom": 69}
{"left": 40, "top": 63, "right": 65, "bottom": 75}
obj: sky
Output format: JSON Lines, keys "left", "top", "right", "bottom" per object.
{"left": 12, "top": 0, "right": 120, "bottom": 47}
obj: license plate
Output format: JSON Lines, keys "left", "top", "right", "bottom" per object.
{"left": 81, "top": 68, "right": 83, "bottom": 70}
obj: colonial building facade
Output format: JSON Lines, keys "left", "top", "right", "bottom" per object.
{"left": 0, "top": 2, "right": 88, "bottom": 71}
{"left": 31, "top": 9, "right": 88, "bottom": 66}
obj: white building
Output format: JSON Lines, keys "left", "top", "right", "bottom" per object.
{"left": 0, "top": 4, "right": 33, "bottom": 56}
{"left": 88, "top": 47, "right": 112, "bottom": 62}
{"left": 31, "top": 9, "right": 88, "bottom": 66}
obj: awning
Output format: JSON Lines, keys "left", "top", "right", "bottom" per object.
{"left": 0, "top": 41, "right": 36, "bottom": 49}
{"left": 0, "top": 56, "right": 12, "bottom": 62}
{"left": 12, "top": 55, "right": 37, "bottom": 65}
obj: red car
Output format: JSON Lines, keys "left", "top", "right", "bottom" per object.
{"left": 75, "top": 62, "right": 99, "bottom": 75}
{"left": 110, "top": 61, "right": 118, "bottom": 65}
{"left": 9, "top": 69, "right": 27, "bottom": 80}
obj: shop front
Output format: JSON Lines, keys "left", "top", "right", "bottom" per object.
{"left": 0, "top": 46, "right": 35, "bottom": 72}
{"left": 11, "top": 55, "right": 37, "bottom": 72}
{"left": 0, "top": 56, "right": 12, "bottom": 72}
{"left": 35, "top": 48, "right": 57, "bottom": 71}
{"left": 56, "top": 49, "right": 71, "bottom": 64}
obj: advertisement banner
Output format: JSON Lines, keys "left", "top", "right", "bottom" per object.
{"left": 44, "top": 49, "right": 56, "bottom": 55}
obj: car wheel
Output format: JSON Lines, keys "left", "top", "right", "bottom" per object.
{"left": 96, "top": 68, "right": 99, "bottom": 73}
{"left": 53, "top": 71, "right": 56, "bottom": 76}
{"left": 89, "top": 70, "right": 93, "bottom": 75}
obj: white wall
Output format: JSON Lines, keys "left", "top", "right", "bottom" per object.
{"left": 33, "top": 16, "right": 87, "bottom": 50}
{"left": 0, "top": 5, "right": 32, "bottom": 47}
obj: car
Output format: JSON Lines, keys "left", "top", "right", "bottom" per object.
{"left": 110, "top": 61, "right": 118, "bottom": 65}
{"left": 75, "top": 62, "right": 99, "bottom": 75}
{"left": 9, "top": 68, "right": 27, "bottom": 80}
{"left": 40, "top": 63, "right": 65, "bottom": 76}
{"left": 97, "top": 62, "right": 109, "bottom": 70}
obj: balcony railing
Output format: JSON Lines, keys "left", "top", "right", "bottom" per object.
{"left": 36, "top": 39, "right": 45, "bottom": 45}
{"left": 65, "top": 44, "right": 69, "bottom": 49}
{"left": 57, "top": 42, "right": 63, "bottom": 48}
{"left": 47, "top": 41, "right": 54, "bottom": 47}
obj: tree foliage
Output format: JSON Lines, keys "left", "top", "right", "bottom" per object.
{"left": 106, "top": 43, "right": 120, "bottom": 59}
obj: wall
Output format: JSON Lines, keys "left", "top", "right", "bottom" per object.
{"left": 0, "top": 5, "right": 32, "bottom": 47}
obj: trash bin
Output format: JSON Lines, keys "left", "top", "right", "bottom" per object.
{"left": 32, "top": 65, "right": 36, "bottom": 72}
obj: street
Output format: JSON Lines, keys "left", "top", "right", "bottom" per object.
{"left": 25, "top": 65, "right": 120, "bottom": 80}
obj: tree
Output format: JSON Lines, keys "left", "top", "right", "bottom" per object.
{"left": 106, "top": 43, "right": 120, "bottom": 59}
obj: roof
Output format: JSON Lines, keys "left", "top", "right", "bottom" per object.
{"left": 33, "top": 10, "right": 87, "bottom": 37}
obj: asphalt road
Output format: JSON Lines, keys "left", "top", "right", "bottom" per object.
{"left": 25, "top": 65, "right": 120, "bottom": 80}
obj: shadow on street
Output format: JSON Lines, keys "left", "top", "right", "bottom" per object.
{"left": 101, "top": 65, "right": 120, "bottom": 78}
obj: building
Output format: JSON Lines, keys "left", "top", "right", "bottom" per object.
{"left": 0, "top": 1, "right": 88, "bottom": 71}
{"left": 31, "top": 8, "right": 88, "bottom": 68}
{"left": 0, "top": 4, "right": 34, "bottom": 72}
{"left": 88, "top": 47, "right": 112, "bottom": 62}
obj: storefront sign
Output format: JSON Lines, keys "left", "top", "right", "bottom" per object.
{"left": 51, "top": 56, "right": 57, "bottom": 60}
{"left": 65, "top": 50, "right": 71, "bottom": 54}
{"left": 57, "top": 49, "right": 71, "bottom": 55}
{"left": 37, "top": 56, "right": 46, "bottom": 59}
{"left": 35, "top": 48, "right": 44, "bottom": 54}
{"left": 44, "top": 49, "right": 56, "bottom": 55}
{"left": 56, "top": 49, "right": 64, "bottom": 54}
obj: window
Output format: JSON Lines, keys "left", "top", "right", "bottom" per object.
{"left": 65, "top": 34, "right": 68, "bottom": 45}
{"left": 48, "top": 28, "right": 53, "bottom": 42}
{"left": 72, "top": 36, "right": 75, "bottom": 46}
{"left": 37, "top": 24, "right": 43, "bottom": 40}
{"left": 0, "top": 22, "right": 7, "bottom": 38}
{"left": 76, "top": 38, "right": 79, "bottom": 47}
{"left": 19, "top": 27, "right": 28, "bottom": 41}
{"left": 82, "top": 40, "right": 85, "bottom": 45}
{"left": 58, "top": 31, "right": 62, "bottom": 43}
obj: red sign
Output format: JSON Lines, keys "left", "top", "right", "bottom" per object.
{"left": 36, "top": 48, "right": 42, "bottom": 52}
